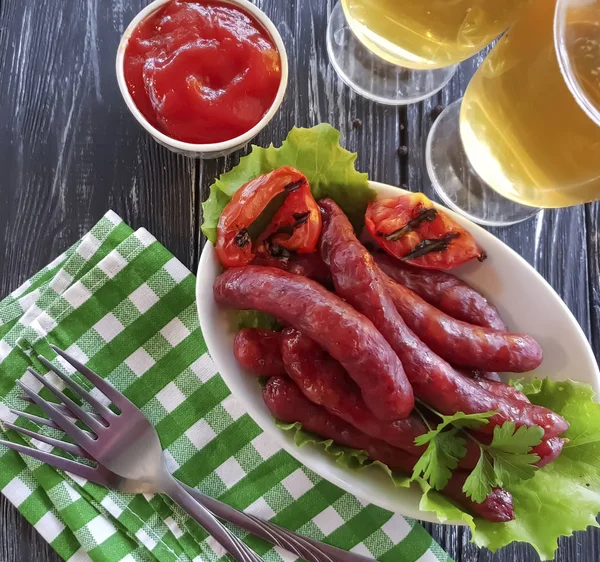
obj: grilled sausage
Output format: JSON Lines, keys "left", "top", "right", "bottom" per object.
{"left": 280, "top": 328, "right": 483, "bottom": 469}
{"left": 264, "top": 376, "right": 514, "bottom": 523}
{"left": 532, "top": 437, "right": 566, "bottom": 468}
{"left": 374, "top": 253, "right": 507, "bottom": 330}
{"left": 458, "top": 369, "right": 529, "bottom": 403}
{"left": 214, "top": 266, "right": 414, "bottom": 421}
{"left": 318, "top": 199, "right": 567, "bottom": 439}
{"left": 234, "top": 329, "right": 285, "bottom": 377}
{"left": 381, "top": 273, "right": 543, "bottom": 373}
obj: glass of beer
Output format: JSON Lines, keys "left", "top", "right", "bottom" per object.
{"left": 326, "top": 0, "right": 529, "bottom": 105}
{"left": 426, "top": 0, "right": 600, "bottom": 225}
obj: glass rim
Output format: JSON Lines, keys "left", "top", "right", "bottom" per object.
{"left": 554, "top": 0, "right": 600, "bottom": 127}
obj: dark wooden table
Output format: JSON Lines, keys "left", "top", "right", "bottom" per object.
{"left": 0, "top": 1, "right": 598, "bottom": 561}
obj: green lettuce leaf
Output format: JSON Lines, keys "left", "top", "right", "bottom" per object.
{"left": 510, "top": 378, "right": 544, "bottom": 396}
{"left": 276, "top": 420, "right": 411, "bottom": 488}
{"left": 277, "top": 378, "right": 600, "bottom": 560}
{"left": 201, "top": 123, "right": 374, "bottom": 243}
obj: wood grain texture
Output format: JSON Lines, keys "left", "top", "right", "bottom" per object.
{"left": 0, "top": 499, "right": 59, "bottom": 562}
{"left": 587, "top": 202, "right": 600, "bottom": 361}
{"left": 0, "top": 1, "right": 598, "bottom": 561}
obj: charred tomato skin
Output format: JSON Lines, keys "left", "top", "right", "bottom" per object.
{"left": 366, "top": 194, "right": 486, "bottom": 270}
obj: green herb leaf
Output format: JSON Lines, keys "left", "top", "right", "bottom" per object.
{"left": 412, "top": 430, "right": 467, "bottom": 490}
{"left": 492, "top": 451, "right": 541, "bottom": 486}
{"left": 201, "top": 124, "right": 375, "bottom": 244}
{"left": 414, "top": 410, "right": 494, "bottom": 447}
{"left": 489, "top": 422, "right": 544, "bottom": 454}
{"left": 411, "top": 409, "right": 494, "bottom": 490}
{"left": 463, "top": 450, "right": 497, "bottom": 504}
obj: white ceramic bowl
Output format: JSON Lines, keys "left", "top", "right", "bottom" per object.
{"left": 196, "top": 181, "right": 600, "bottom": 524}
{"left": 116, "top": 0, "right": 288, "bottom": 159}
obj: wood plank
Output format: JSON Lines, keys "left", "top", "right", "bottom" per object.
{"left": 1, "top": 0, "right": 598, "bottom": 560}
{"left": 0, "top": 500, "right": 60, "bottom": 562}
{"left": 587, "top": 202, "right": 600, "bottom": 362}
{"left": 0, "top": 0, "right": 198, "bottom": 297}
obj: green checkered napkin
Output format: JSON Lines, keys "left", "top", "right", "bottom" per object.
{"left": 0, "top": 211, "right": 451, "bottom": 562}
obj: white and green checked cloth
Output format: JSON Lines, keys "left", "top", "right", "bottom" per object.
{"left": 0, "top": 212, "right": 451, "bottom": 562}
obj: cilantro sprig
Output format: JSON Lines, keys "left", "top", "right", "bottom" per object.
{"left": 411, "top": 406, "right": 544, "bottom": 503}
{"left": 411, "top": 410, "right": 495, "bottom": 490}
{"left": 463, "top": 422, "right": 544, "bottom": 502}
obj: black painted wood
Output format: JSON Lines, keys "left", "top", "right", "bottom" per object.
{"left": 0, "top": 1, "right": 598, "bottom": 561}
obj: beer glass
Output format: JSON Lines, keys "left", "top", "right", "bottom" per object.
{"left": 426, "top": 0, "right": 600, "bottom": 225}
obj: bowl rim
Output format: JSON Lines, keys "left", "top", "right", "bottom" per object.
{"left": 115, "top": 0, "right": 289, "bottom": 154}
{"left": 196, "top": 180, "right": 600, "bottom": 524}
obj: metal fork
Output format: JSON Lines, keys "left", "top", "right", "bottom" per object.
{"left": 0, "top": 406, "right": 371, "bottom": 562}
{"left": 11, "top": 345, "right": 263, "bottom": 562}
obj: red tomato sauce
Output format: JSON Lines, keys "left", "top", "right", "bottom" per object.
{"left": 124, "top": 0, "right": 282, "bottom": 144}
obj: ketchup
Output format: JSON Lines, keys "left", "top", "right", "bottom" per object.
{"left": 124, "top": 0, "right": 282, "bottom": 144}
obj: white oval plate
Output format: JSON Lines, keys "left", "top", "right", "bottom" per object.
{"left": 196, "top": 181, "right": 600, "bottom": 524}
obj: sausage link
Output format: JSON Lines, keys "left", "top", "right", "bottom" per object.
{"left": 263, "top": 377, "right": 514, "bottom": 523}
{"left": 318, "top": 199, "right": 568, "bottom": 439}
{"left": 458, "top": 369, "right": 529, "bottom": 403}
{"left": 374, "top": 253, "right": 507, "bottom": 330}
{"left": 280, "top": 328, "right": 483, "bottom": 469}
{"left": 473, "top": 379, "right": 530, "bottom": 403}
{"left": 253, "top": 248, "right": 331, "bottom": 286}
{"left": 277, "top": 332, "right": 561, "bottom": 468}
{"left": 381, "top": 273, "right": 543, "bottom": 373}
{"left": 280, "top": 329, "right": 421, "bottom": 451}
{"left": 532, "top": 437, "right": 566, "bottom": 468}
{"left": 215, "top": 265, "right": 414, "bottom": 421}
{"left": 234, "top": 329, "right": 285, "bottom": 377}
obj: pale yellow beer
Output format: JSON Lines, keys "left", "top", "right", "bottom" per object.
{"left": 460, "top": 0, "right": 600, "bottom": 208}
{"left": 341, "top": 0, "right": 528, "bottom": 70}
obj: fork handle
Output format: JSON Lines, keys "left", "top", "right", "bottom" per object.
{"left": 164, "top": 477, "right": 264, "bottom": 562}
{"left": 181, "top": 483, "right": 373, "bottom": 562}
